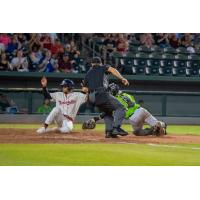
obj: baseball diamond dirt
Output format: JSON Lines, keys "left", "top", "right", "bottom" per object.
{"left": 0, "top": 128, "right": 200, "bottom": 144}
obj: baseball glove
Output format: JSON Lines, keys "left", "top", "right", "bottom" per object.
{"left": 153, "top": 122, "right": 165, "bottom": 136}
{"left": 82, "top": 119, "right": 96, "bottom": 129}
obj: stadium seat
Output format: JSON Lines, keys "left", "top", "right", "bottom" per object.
{"left": 174, "top": 54, "right": 187, "bottom": 68}
{"left": 173, "top": 54, "right": 187, "bottom": 76}
{"left": 176, "top": 47, "right": 189, "bottom": 54}
{"left": 146, "top": 53, "right": 162, "bottom": 75}
{"left": 132, "top": 53, "right": 148, "bottom": 75}
{"left": 138, "top": 45, "right": 152, "bottom": 53}
{"left": 186, "top": 55, "right": 200, "bottom": 76}
{"left": 159, "top": 54, "right": 174, "bottom": 76}
{"left": 150, "top": 46, "right": 163, "bottom": 53}
{"left": 163, "top": 47, "right": 176, "bottom": 54}
{"left": 129, "top": 45, "right": 138, "bottom": 53}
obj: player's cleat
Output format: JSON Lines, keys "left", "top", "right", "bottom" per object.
{"left": 163, "top": 122, "right": 167, "bottom": 135}
{"left": 112, "top": 126, "right": 128, "bottom": 136}
{"left": 36, "top": 127, "right": 46, "bottom": 134}
{"left": 105, "top": 131, "right": 118, "bottom": 138}
{"left": 36, "top": 127, "right": 59, "bottom": 134}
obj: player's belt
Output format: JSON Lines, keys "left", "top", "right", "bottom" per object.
{"left": 63, "top": 115, "right": 74, "bottom": 122}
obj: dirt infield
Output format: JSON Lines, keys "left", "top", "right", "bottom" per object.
{"left": 0, "top": 128, "right": 200, "bottom": 144}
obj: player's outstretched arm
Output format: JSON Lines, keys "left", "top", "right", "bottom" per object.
{"left": 41, "top": 76, "right": 52, "bottom": 99}
{"left": 107, "top": 67, "right": 129, "bottom": 86}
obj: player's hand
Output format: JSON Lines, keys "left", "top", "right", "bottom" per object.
{"left": 41, "top": 76, "right": 47, "bottom": 87}
{"left": 122, "top": 78, "right": 129, "bottom": 86}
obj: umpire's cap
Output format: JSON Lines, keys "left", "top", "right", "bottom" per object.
{"left": 91, "top": 57, "right": 102, "bottom": 65}
{"left": 60, "top": 79, "right": 75, "bottom": 89}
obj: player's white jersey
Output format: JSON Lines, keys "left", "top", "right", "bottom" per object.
{"left": 50, "top": 92, "right": 87, "bottom": 120}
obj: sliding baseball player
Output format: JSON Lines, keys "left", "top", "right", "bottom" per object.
{"left": 37, "top": 76, "right": 88, "bottom": 134}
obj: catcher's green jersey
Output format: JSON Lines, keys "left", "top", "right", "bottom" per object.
{"left": 115, "top": 92, "right": 140, "bottom": 119}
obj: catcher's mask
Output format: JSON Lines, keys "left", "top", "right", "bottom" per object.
{"left": 109, "top": 83, "right": 119, "bottom": 96}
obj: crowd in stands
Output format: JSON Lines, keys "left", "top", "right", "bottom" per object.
{"left": 89, "top": 33, "right": 200, "bottom": 62}
{"left": 1, "top": 33, "right": 200, "bottom": 74}
{"left": 0, "top": 33, "right": 83, "bottom": 73}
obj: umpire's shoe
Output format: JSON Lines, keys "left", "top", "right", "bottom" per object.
{"left": 112, "top": 126, "right": 128, "bottom": 136}
{"left": 105, "top": 130, "right": 118, "bottom": 138}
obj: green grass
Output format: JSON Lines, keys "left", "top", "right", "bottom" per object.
{"left": 0, "top": 124, "right": 200, "bottom": 166}
{"left": 0, "top": 143, "right": 200, "bottom": 166}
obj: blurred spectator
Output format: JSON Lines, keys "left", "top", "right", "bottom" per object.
{"left": 140, "top": 33, "right": 154, "bottom": 48}
{"left": 58, "top": 54, "right": 73, "bottom": 73}
{"left": 51, "top": 38, "right": 64, "bottom": 55}
{"left": 0, "top": 52, "right": 10, "bottom": 71}
{"left": 6, "top": 34, "right": 20, "bottom": 55}
{"left": 103, "top": 34, "right": 116, "bottom": 59}
{"left": 29, "top": 45, "right": 43, "bottom": 71}
{"left": 116, "top": 34, "right": 129, "bottom": 55}
{"left": 38, "top": 50, "right": 59, "bottom": 72}
{"left": 40, "top": 33, "right": 52, "bottom": 50}
{"left": 10, "top": 50, "right": 29, "bottom": 72}
{"left": 37, "top": 98, "right": 53, "bottom": 114}
{"left": 0, "top": 93, "right": 17, "bottom": 113}
{"left": 154, "top": 33, "right": 169, "bottom": 48}
{"left": 0, "top": 34, "right": 11, "bottom": 51}
{"left": 180, "top": 33, "right": 195, "bottom": 53}
{"left": 168, "top": 33, "right": 180, "bottom": 48}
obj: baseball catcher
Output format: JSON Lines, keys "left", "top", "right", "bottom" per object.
{"left": 82, "top": 83, "right": 167, "bottom": 137}
{"left": 36, "top": 76, "right": 88, "bottom": 134}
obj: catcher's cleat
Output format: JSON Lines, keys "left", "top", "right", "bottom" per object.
{"left": 163, "top": 122, "right": 167, "bottom": 135}
{"left": 105, "top": 131, "right": 118, "bottom": 138}
{"left": 112, "top": 126, "right": 128, "bottom": 136}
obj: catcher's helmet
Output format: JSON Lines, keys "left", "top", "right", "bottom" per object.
{"left": 109, "top": 83, "right": 119, "bottom": 96}
{"left": 60, "top": 79, "right": 75, "bottom": 89}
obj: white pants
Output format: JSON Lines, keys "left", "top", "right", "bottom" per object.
{"left": 45, "top": 107, "right": 73, "bottom": 133}
{"left": 129, "top": 107, "right": 163, "bottom": 131}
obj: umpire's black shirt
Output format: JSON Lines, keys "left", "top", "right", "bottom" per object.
{"left": 84, "top": 65, "right": 110, "bottom": 91}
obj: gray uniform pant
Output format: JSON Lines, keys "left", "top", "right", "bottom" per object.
{"left": 89, "top": 91, "right": 125, "bottom": 132}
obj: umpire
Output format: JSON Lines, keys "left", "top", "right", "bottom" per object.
{"left": 83, "top": 57, "right": 129, "bottom": 138}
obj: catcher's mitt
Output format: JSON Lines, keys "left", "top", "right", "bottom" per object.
{"left": 153, "top": 122, "right": 165, "bottom": 136}
{"left": 82, "top": 119, "right": 96, "bottom": 129}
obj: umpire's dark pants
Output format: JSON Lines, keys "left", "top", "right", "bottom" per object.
{"left": 89, "top": 89, "right": 125, "bottom": 132}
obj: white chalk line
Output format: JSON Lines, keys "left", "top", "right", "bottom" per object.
{"left": 116, "top": 142, "right": 200, "bottom": 150}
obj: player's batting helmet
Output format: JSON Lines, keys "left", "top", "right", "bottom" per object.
{"left": 109, "top": 83, "right": 119, "bottom": 96}
{"left": 60, "top": 79, "right": 75, "bottom": 89}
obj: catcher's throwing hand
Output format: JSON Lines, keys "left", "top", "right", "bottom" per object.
{"left": 41, "top": 76, "right": 47, "bottom": 87}
{"left": 82, "top": 119, "right": 96, "bottom": 129}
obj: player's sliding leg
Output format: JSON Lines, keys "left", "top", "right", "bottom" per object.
{"left": 36, "top": 107, "right": 61, "bottom": 134}
{"left": 59, "top": 119, "right": 73, "bottom": 133}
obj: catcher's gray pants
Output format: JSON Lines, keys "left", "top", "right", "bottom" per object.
{"left": 45, "top": 107, "right": 73, "bottom": 133}
{"left": 89, "top": 91, "right": 125, "bottom": 131}
{"left": 129, "top": 107, "right": 165, "bottom": 134}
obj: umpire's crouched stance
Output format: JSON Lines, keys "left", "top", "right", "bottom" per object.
{"left": 83, "top": 57, "right": 129, "bottom": 138}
